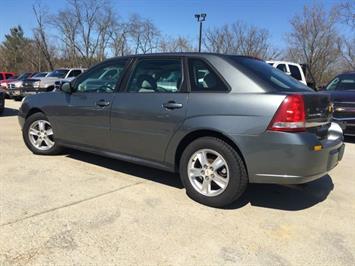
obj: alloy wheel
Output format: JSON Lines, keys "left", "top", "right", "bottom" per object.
{"left": 28, "top": 120, "right": 55, "bottom": 151}
{"left": 187, "top": 149, "right": 230, "bottom": 197}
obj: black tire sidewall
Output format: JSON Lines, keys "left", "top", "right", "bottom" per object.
{"left": 23, "top": 113, "right": 61, "bottom": 155}
{"left": 180, "top": 137, "right": 248, "bottom": 207}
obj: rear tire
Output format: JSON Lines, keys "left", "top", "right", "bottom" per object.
{"left": 179, "top": 137, "right": 248, "bottom": 207}
{"left": 23, "top": 112, "right": 63, "bottom": 155}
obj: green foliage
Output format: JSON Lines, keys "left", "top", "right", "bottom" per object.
{"left": 0, "top": 26, "right": 33, "bottom": 72}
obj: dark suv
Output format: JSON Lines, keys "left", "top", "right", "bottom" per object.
{"left": 18, "top": 53, "right": 344, "bottom": 207}
{"left": 322, "top": 72, "right": 355, "bottom": 136}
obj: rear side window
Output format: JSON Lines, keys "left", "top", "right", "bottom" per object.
{"left": 227, "top": 56, "right": 311, "bottom": 92}
{"left": 188, "top": 59, "right": 228, "bottom": 92}
{"left": 289, "top": 65, "right": 302, "bottom": 81}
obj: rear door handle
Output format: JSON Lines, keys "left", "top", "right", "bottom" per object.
{"left": 96, "top": 99, "right": 110, "bottom": 107}
{"left": 163, "top": 101, "right": 183, "bottom": 110}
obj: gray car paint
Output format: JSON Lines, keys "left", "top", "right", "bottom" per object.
{"left": 18, "top": 53, "right": 344, "bottom": 184}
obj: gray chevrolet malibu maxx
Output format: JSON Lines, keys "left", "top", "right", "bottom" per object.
{"left": 18, "top": 53, "right": 345, "bottom": 207}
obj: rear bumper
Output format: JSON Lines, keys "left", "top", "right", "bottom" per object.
{"left": 231, "top": 122, "right": 344, "bottom": 184}
{"left": 253, "top": 143, "right": 345, "bottom": 184}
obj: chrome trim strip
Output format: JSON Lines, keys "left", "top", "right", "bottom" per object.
{"left": 305, "top": 121, "right": 330, "bottom": 127}
{"left": 256, "top": 174, "right": 300, "bottom": 178}
{"left": 334, "top": 101, "right": 355, "bottom": 105}
{"left": 333, "top": 117, "right": 355, "bottom": 121}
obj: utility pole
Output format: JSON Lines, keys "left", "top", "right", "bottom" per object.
{"left": 194, "top": 13, "right": 207, "bottom": 52}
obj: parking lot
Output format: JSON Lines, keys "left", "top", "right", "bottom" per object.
{"left": 0, "top": 99, "right": 354, "bottom": 265}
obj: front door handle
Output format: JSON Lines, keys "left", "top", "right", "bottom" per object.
{"left": 163, "top": 101, "right": 183, "bottom": 110}
{"left": 96, "top": 99, "right": 110, "bottom": 107}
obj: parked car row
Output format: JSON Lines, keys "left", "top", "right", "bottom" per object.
{"left": 0, "top": 68, "right": 86, "bottom": 101}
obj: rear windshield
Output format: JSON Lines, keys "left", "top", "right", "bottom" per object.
{"left": 227, "top": 56, "right": 311, "bottom": 92}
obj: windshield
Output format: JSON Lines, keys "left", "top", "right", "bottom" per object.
{"left": 227, "top": 56, "right": 311, "bottom": 92}
{"left": 17, "top": 73, "right": 32, "bottom": 80}
{"left": 33, "top": 72, "right": 48, "bottom": 78}
{"left": 48, "top": 70, "right": 69, "bottom": 78}
{"left": 326, "top": 75, "right": 355, "bottom": 91}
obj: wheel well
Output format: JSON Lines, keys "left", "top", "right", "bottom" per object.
{"left": 174, "top": 130, "right": 247, "bottom": 173}
{"left": 26, "top": 108, "right": 43, "bottom": 118}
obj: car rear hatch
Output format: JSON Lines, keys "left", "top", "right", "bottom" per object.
{"left": 269, "top": 92, "right": 333, "bottom": 140}
{"left": 303, "top": 93, "right": 333, "bottom": 140}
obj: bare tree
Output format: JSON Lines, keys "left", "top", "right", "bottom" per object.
{"left": 128, "top": 14, "right": 160, "bottom": 54}
{"left": 159, "top": 36, "right": 193, "bottom": 52}
{"left": 52, "top": 0, "right": 115, "bottom": 67}
{"left": 285, "top": 2, "right": 341, "bottom": 87}
{"left": 109, "top": 21, "right": 131, "bottom": 56}
{"left": 32, "top": 2, "right": 55, "bottom": 70}
{"left": 337, "top": 1, "right": 355, "bottom": 29}
{"left": 336, "top": 1, "right": 355, "bottom": 70}
{"left": 204, "top": 25, "right": 235, "bottom": 54}
{"left": 203, "top": 21, "right": 280, "bottom": 59}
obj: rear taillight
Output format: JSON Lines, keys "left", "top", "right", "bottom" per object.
{"left": 268, "top": 94, "right": 306, "bottom": 132}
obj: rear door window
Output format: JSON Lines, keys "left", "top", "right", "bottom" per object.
{"left": 188, "top": 59, "right": 229, "bottom": 92}
{"left": 289, "top": 65, "right": 302, "bottom": 81}
{"left": 127, "top": 59, "right": 183, "bottom": 93}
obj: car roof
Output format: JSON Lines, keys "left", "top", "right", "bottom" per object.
{"left": 340, "top": 71, "right": 355, "bottom": 75}
{"left": 105, "top": 52, "right": 262, "bottom": 61}
{"left": 266, "top": 60, "right": 302, "bottom": 66}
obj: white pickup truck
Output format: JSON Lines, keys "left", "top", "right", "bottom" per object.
{"left": 21, "top": 68, "right": 86, "bottom": 97}
{"left": 267, "top": 60, "right": 307, "bottom": 85}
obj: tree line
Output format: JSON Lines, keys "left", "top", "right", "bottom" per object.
{"left": 0, "top": 0, "right": 353, "bottom": 87}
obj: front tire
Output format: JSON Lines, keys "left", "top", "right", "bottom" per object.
{"left": 180, "top": 137, "right": 248, "bottom": 207}
{"left": 23, "top": 112, "right": 63, "bottom": 155}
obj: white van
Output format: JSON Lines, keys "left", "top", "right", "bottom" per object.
{"left": 267, "top": 60, "right": 307, "bottom": 85}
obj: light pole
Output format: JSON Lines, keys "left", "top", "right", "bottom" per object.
{"left": 195, "top": 13, "right": 207, "bottom": 53}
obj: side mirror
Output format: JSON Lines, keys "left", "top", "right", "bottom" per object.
{"left": 61, "top": 82, "right": 72, "bottom": 93}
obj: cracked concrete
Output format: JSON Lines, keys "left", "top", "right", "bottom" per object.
{"left": 1, "top": 100, "right": 355, "bottom": 265}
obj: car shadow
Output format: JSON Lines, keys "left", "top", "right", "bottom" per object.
{"left": 65, "top": 149, "right": 184, "bottom": 189}
{"left": 0, "top": 107, "right": 19, "bottom": 117}
{"left": 66, "top": 149, "right": 334, "bottom": 211}
{"left": 227, "top": 175, "right": 334, "bottom": 211}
